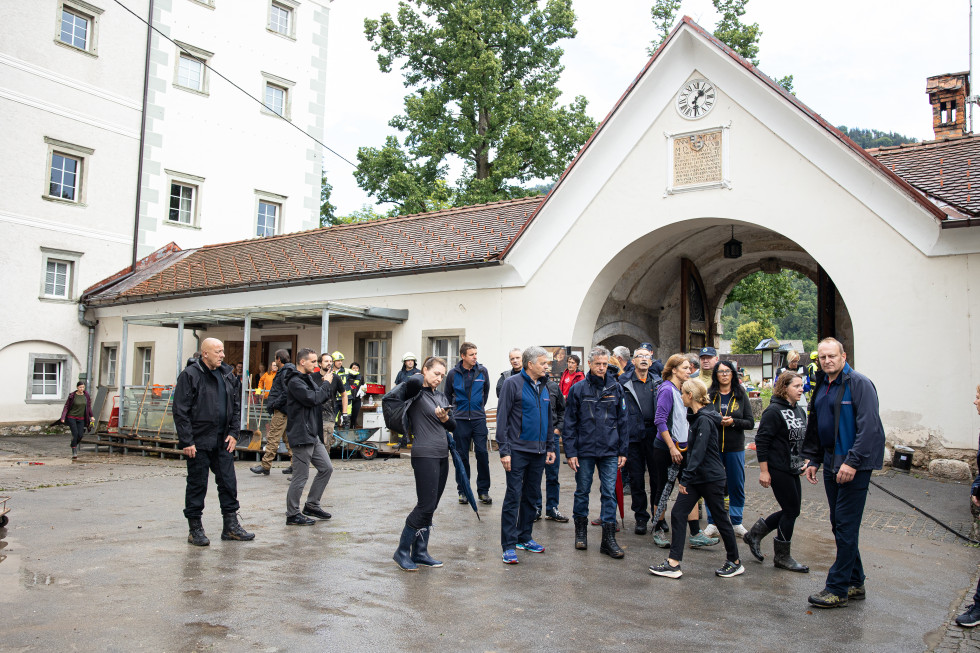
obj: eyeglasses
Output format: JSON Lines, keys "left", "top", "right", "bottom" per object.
{"left": 717, "top": 369, "right": 732, "bottom": 375}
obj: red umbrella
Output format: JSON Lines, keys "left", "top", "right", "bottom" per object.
{"left": 616, "top": 468, "right": 626, "bottom": 527}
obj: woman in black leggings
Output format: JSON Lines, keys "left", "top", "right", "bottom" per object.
{"left": 392, "top": 357, "right": 456, "bottom": 572}
{"left": 743, "top": 372, "right": 809, "bottom": 572}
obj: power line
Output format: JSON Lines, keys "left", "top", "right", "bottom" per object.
{"left": 111, "top": 0, "right": 357, "bottom": 168}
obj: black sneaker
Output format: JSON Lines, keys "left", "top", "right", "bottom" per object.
{"left": 479, "top": 494, "right": 493, "bottom": 505}
{"left": 808, "top": 590, "right": 847, "bottom": 608}
{"left": 956, "top": 603, "right": 980, "bottom": 627}
{"left": 546, "top": 508, "right": 569, "bottom": 523}
{"left": 286, "top": 514, "right": 316, "bottom": 526}
{"left": 715, "top": 561, "right": 745, "bottom": 578}
{"left": 250, "top": 465, "right": 270, "bottom": 475}
{"left": 649, "top": 560, "right": 682, "bottom": 578}
{"left": 533, "top": 511, "right": 542, "bottom": 522}
{"left": 848, "top": 585, "right": 866, "bottom": 601}
{"left": 282, "top": 466, "right": 293, "bottom": 475}
{"left": 302, "top": 505, "right": 332, "bottom": 520}
{"left": 634, "top": 522, "right": 648, "bottom": 535}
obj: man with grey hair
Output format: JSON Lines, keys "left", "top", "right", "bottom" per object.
{"left": 564, "top": 345, "right": 628, "bottom": 558}
{"left": 611, "top": 345, "right": 633, "bottom": 379}
{"left": 621, "top": 345, "right": 661, "bottom": 534}
{"left": 496, "top": 347, "right": 523, "bottom": 398}
{"left": 496, "top": 346, "right": 556, "bottom": 564}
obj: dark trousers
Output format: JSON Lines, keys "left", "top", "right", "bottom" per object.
{"left": 823, "top": 468, "right": 871, "bottom": 597}
{"left": 407, "top": 456, "right": 449, "bottom": 530}
{"left": 500, "top": 450, "right": 545, "bottom": 550}
{"left": 764, "top": 467, "right": 802, "bottom": 541}
{"left": 183, "top": 447, "right": 240, "bottom": 519}
{"left": 651, "top": 445, "right": 674, "bottom": 528}
{"left": 628, "top": 438, "right": 658, "bottom": 524}
{"left": 67, "top": 418, "right": 86, "bottom": 447}
{"left": 453, "top": 419, "right": 490, "bottom": 495}
{"left": 534, "top": 452, "right": 561, "bottom": 513}
{"left": 669, "top": 480, "right": 739, "bottom": 563}
{"left": 350, "top": 397, "right": 362, "bottom": 427}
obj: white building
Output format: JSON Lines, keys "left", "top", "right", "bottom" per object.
{"left": 0, "top": 0, "right": 331, "bottom": 424}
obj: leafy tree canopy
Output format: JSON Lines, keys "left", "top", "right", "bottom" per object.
{"left": 731, "top": 320, "right": 776, "bottom": 354}
{"left": 723, "top": 270, "right": 817, "bottom": 354}
{"left": 837, "top": 125, "right": 918, "bottom": 149}
{"left": 648, "top": 0, "right": 793, "bottom": 93}
{"left": 358, "top": 0, "right": 597, "bottom": 214}
{"left": 319, "top": 171, "right": 337, "bottom": 227}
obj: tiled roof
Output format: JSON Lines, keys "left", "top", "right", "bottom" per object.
{"left": 868, "top": 135, "right": 980, "bottom": 217}
{"left": 84, "top": 196, "right": 543, "bottom": 305}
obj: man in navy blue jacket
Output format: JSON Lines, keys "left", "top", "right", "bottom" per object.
{"left": 803, "top": 337, "right": 885, "bottom": 609}
{"left": 564, "top": 345, "right": 629, "bottom": 559}
{"left": 496, "top": 346, "right": 556, "bottom": 564}
{"left": 445, "top": 342, "right": 492, "bottom": 505}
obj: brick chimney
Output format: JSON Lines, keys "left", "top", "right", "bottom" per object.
{"left": 926, "top": 72, "right": 970, "bottom": 139}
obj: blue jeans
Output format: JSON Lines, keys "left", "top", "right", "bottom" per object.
{"left": 823, "top": 468, "right": 871, "bottom": 597}
{"left": 705, "top": 450, "right": 746, "bottom": 526}
{"left": 573, "top": 456, "right": 618, "bottom": 523}
{"left": 500, "top": 450, "right": 545, "bottom": 550}
{"left": 453, "top": 419, "right": 490, "bottom": 495}
{"left": 534, "top": 453, "right": 561, "bottom": 513}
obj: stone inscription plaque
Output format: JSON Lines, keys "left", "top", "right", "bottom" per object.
{"left": 672, "top": 130, "right": 723, "bottom": 187}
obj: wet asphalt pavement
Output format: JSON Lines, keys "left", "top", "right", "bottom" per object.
{"left": 1, "top": 434, "right": 978, "bottom": 652}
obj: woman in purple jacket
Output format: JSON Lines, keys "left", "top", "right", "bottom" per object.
{"left": 60, "top": 382, "right": 93, "bottom": 459}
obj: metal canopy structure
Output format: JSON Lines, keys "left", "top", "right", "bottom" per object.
{"left": 116, "top": 301, "right": 408, "bottom": 432}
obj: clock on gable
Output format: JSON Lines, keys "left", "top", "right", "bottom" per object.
{"left": 676, "top": 78, "right": 716, "bottom": 119}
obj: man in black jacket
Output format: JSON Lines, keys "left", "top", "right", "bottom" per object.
{"left": 251, "top": 349, "right": 293, "bottom": 476}
{"left": 496, "top": 348, "right": 523, "bottom": 398}
{"left": 284, "top": 348, "right": 336, "bottom": 526}
{"left": 173, "top": 337, "right": 254, "bottom": 546}
{"left": 622, "top": 347, "right": 660, "bottom": 535}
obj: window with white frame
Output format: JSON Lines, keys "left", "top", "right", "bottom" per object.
{"left": 49, "top": 152, "right": 80, "bottom": 201}
{"left": 44, "top": 137, "right": 93, "bottom": 204}
{"left": 364, "top": 339, "right": 388, "bottom": 386}
{"left": 169, "top": 183, "right": 195, "bottom": 224}
{"left": 256, "top": 201, "right": 279, "bottom": 237}
{"left": 136, "top": 345, "right": 153, "bottom": 386}
{"left": 265, "top": 83, "right": 285, "bottom": 116}
{"left": 55, "top": 1, "right": 102, "bottom": 55}
{"left": 32, "top": 360, "right": 62, "bottom": 398}
{"left": 101, "top": 344, "right": 118, "bottom": 387}
{"left": 261, "top": 72, "right": 294, "bottom": 119}
{"left": 39, "top": 247, "right": 82, "bottom": 301}
{"left": 270, "top": 3, "right": 290, "bottom": 35}
{"left": 430, "top": 336, "right": 460, "bottom": 370}
{"left": 173, "top": 41, "right": 212, "bottom": 95}
{"left": 45, "top": 259, "right": 71, "bottom": 298}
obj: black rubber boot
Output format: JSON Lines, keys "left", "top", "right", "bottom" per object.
{"left": 411, "top": 526, "right": 443, "bottom": 567}
{"left": 574, "top": 516, "right": 588, "bottom": 550}
{"left": 773, "top": 537, "right": 809, "bottom": 573}
{"left": 742, "top": 517, "right": 772, "bottom": 562}
{"left": 187, "top": 518, "right": 209, "bottom": 547}
{"left": 600, "top": 522, "right": 625, "bottom": 559}
{"left": 393, "top": 525, "right": 418, "bottom": 571}
{"left": 220, "top": 512, "right": 255, "bottom": 541}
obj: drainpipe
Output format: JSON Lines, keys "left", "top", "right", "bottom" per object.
{"left": 132, "top": 0, "right": 155, "bottom": 268}
{"left": 77, "top": 303, "right": 96, "bottom": 386}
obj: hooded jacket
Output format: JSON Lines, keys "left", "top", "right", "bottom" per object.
{"left": 496, "top": 370, "right": 554, "bottom": 457}
{"left": 265, "top": 362, "right": 295, "bottom": 415}
{"left": 802, "top": 363, "right": 885, "bottom": 473}
{"left": 679, "top": 407, "right": 726, "bottom": 486}
{"left": 444, "top": 360, "right": 490, "bottom": 421}
{"left": 173, "top": 359, "right": 241, "bottom": 450}
{"left": 563, "top": 372, "right": 629, "bottom": 459}
{"left": 708, "top": 385, "right": 754, "bottom": 452}
{"left": 755, "top": 395, "right": 807, "bottom": 474}
{"left": 559, "top": 368, "right": 585, "bottom": 398}
{"left": 284, "top": 366, "right": 335, "bottom": 447}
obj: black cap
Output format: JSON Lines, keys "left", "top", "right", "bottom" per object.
{"left": 699, "top": 347, "right": 717, "bottom": 357}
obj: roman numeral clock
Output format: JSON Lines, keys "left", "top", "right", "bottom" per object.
{"left": 676, "top": 78, "right": 716, "bottom": 119}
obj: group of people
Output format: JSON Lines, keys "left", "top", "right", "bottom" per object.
{"left": 171, "top": 334, "right": 891, "bottom": 609}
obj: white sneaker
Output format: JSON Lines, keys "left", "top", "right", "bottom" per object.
{"left": 703, "top": 524, "right": 719, "bottom": 538}
{"left": 733, "top": 523, "right": 748, "bottom": 537}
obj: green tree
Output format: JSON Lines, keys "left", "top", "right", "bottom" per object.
{"left": 334, "top": 204, "right": 389, "bottom": 225}
{"left": 837, "top": 125, "right": 918, "bottom": 149}
{"left": 726, "top": 270, "right": 799, "bottom": 323}
{"left": 647, "top": 0, "right": 793, "bottom": 93}
{"left": 319, "top": 171, "right": 337, "bottom": 227}
{"left": 731, "top": 320, "right": 776, "bottom": 354}
{"left": 358, "top": 0, "right": 598, "bottom": 214}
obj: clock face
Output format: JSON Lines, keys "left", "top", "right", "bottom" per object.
{"left": 676, "top": 79, "right": 716, "bottom": 119}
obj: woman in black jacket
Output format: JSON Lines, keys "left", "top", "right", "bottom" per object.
{"left": 743, "top": 372, "right": 809, "bottom": 573}
{"left": 704, "top": 360, "right": 755, "bottom": 538}
{"left": 649, "top": 378, "right": 744, "bottom": 579}
{"left": 392, "top": 357, "right": 457, "bottom": 572}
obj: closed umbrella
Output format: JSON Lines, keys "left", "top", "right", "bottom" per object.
{"left": 652, "top": 462, "right": 680, "bottom": 527}
{"left": 446, "top": 432, "right": 480, "bottom": 521}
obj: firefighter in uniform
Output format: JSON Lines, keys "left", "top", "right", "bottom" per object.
{"left": 331, "top": 351, "right": 353, "bottom": 430}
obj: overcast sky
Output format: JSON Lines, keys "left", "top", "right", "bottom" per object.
{"left": 322, "top": 0, "right": 977, "bottom": 216}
